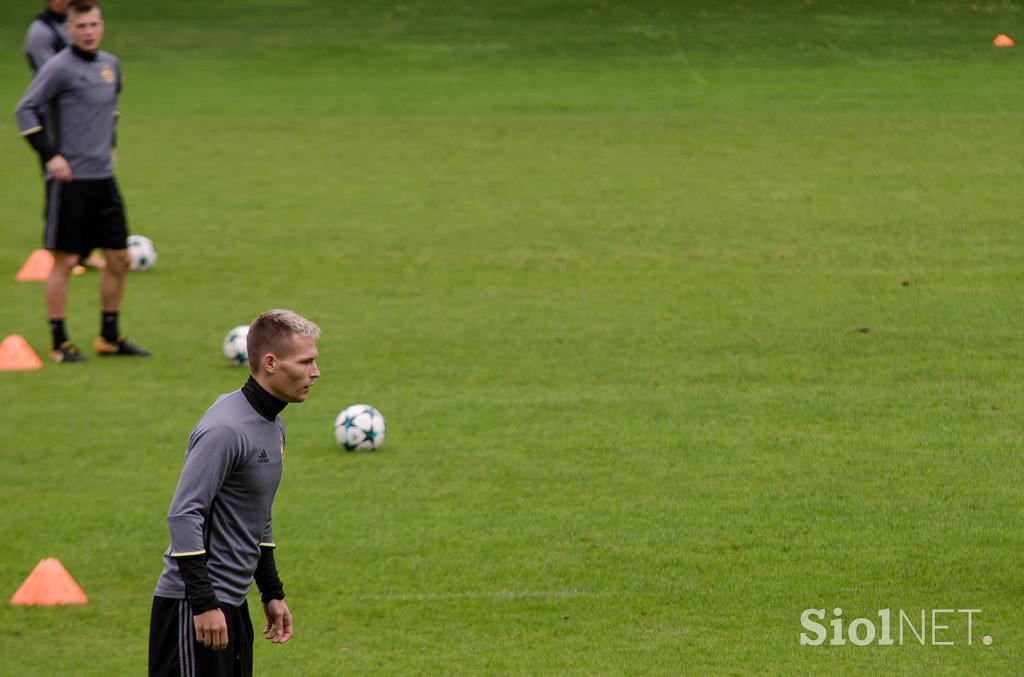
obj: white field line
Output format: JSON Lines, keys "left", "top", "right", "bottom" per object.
{"left": 359, "top": 590, "right": 616, "bottom": 602}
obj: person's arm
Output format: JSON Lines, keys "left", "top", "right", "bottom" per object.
{"left": 112, "top": 62, "right": 121, "bottom": 154}
{"left": 255, "top": 539, "right": 293, "bottom": 643}
{"left": 111, "top": 112, "right": 118, "bottom": 166}
{"left": 15, "top": 59, "right": 72, "bottom": 181}
{"left": 165, "top": 424, "right": 243, "bottom": 650}
{"left": 254, "top": 517, "right": 292, "bottom": 643}
{"left": 254, "top": 517, "right": 284, "bottom": 603}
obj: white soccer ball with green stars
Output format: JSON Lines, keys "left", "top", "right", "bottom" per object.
{"left": 334, "top": 404, "right": 386, "bottom": 451}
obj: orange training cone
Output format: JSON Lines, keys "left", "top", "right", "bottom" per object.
{"left": 0, "top": 335, "right": 44, "bottom": 371}
{"left": 10, "top": 558, "right": 88, "bottom": 606}
{"left": 994, "top": 34, "right": 1014, "bottom": 47}
{"left": 15, "top": 249, "right": 54, "bottom": 281}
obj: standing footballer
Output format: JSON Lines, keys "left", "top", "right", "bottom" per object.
{"left": 14, "top": 0, "right": 146, "bottom": 362}
{"left": 23, "top": 0, "right": 106, "bottom": 273}
{"left": 149, "top": 310, "right": 321, "bottom": 677}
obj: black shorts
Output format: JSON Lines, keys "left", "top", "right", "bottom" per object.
{"left": 148, "top": 597, "right": 254, "bottom": 677}
{"left": 44, "top": 177, "right": 128, "bottom": 255}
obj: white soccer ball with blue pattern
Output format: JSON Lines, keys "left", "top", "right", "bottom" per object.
{"left": 334, "top": 404, "right": 386, "bottom": 451}
{"left": 127, "top": 234, "right": 157, "bottom": 272}
{"left": 222, "top": 325, "right": 249, "bottom": 365}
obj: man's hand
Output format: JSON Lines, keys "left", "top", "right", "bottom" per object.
{"left": 194, "top": 608, "right": 229, "bottom": 651}
{"left": 262, "top": 599, "right": 293, "bottom": 644}
{"left": 46, "top": 155, "right": 72, "bottom": 182}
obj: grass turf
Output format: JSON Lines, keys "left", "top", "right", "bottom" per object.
{"left": 1, "top": 0, "right": 1023, "bottom": 673}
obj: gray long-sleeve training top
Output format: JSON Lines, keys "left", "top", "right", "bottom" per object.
{"left": 14, "top": 45, "right": 120, "bottom": 180}
{"left": 154, "top": 384, "right": 286, "bottom": 606}
{"left": 24, "top": 10, "right": 68, "bottom": 73}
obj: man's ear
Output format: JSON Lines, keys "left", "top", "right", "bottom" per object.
{"left": 262, "top": 352, "right": 277, "bottom": 374}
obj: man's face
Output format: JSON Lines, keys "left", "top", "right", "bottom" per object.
{"left": 66, "top": 8, "right": 103, "bottom": 52}
{"left": 49, "top": 0, "right": 70, "bottom": 14}
{"left": 263, "top": 335, "right": 320, "bottom": 403}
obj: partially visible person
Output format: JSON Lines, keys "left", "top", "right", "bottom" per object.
{"left": 24, "top": 0, "right": 69, "bottom": 73}
{"left": 14, "top": 0, "right": 146, "bottom": 362}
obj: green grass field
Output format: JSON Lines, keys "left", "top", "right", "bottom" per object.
{"left": 2, "top": 0, "right": 1024, "bottom": 673}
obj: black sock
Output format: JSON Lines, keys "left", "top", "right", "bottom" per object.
{"left": 50, "top": 318, "right": 68, "bottom": 350}
{"left": 101, "top": 311, "right": 119, "bottom": 342}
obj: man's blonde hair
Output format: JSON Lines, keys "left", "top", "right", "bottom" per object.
{"left": 247, "top": 309, "right": 320, "bottom": 373}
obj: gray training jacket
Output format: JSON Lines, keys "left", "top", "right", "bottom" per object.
{"left": 154, "top": 389, "right": 285, "bottom": 606}
{"left": 14, "top": 46, "right": 120, "bottom": 180}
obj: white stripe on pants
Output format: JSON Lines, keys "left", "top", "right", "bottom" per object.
{"left": 44, "top": 181, "right": 61, "bottom": 250}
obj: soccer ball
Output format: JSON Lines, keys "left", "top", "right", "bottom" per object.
{"left": 334, "top": 404, "right": 386, "bottom": 451}
{"left": 127, "top": 234, "right": 157, "bottom": 272}
{"left": 222, "top": 325, "right": 249, "bottom": 365}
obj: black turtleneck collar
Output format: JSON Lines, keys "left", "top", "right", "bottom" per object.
{"left": 242, "top": 376, "right": 286, "bottom": 421}
{"left": 71, "top": 45, "right": 97, "bottom": 61}
{"left": 40, "top": 9, "right": 66, "bottom": 24}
